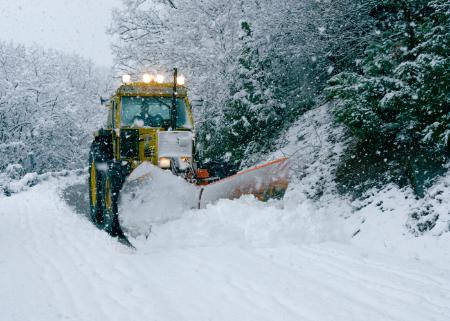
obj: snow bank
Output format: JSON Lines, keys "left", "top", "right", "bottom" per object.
{"left": 268, "top": 104, "right": 450, "bottom": 243}
{"left": 349, "top": 173, "right": 450, "bottom": 267}
{"left": 271, "top": 104, "right": 346, "bottom": 200}
{"left": 0, "top": 168, "right": 85, "bottom": 196}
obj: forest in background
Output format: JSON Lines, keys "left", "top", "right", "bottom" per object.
{"left": 0, "top": 0, "right": 448, "bottom": 200}
{"left": 0, "top": 42, "right": 111, "bottom": 183}
{"left": 110, "top": 0, "right": 449, "bottom": 196}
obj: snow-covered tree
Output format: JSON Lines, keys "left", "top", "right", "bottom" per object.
{"left": 326, "top": 0, "right": 450, "bottom": 193}
{"left": 0, "top": 42, "right": 111, "bottom": 176}
{"left": 215, "top": 21, "right": 279, "bottom": 168}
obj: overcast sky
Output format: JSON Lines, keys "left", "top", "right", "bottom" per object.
{"left": 0, "top": 0, "right": 122, "bottom": 67}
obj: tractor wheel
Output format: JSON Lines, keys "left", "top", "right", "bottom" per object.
{"left": 102, "top": 173, "right": 116, "bottom": 235}
{"left": 101, "top": 165, "right": 126, "bottom": 237}
{"left": 88, "top": 146, "right": 106, "bottom": 229}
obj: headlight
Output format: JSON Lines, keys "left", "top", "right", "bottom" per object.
{"left": 179, "top": 157, "right": 191, "bottom": 170}
{"left": 159, "top": 157, "right": 171, "bottom": 169}
{"left": 180, "top": 156, "right": 191, "bottom": 163}
{"left": 155, "top": 74, "right": 165, "bottom": 84}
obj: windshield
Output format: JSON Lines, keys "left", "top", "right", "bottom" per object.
{"left": 121, "top": 96, "right": 191, "bottom": 128}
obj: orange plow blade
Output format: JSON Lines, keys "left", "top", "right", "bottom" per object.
{"left": 199, "top": 157, "right": 290, "bottom": 208}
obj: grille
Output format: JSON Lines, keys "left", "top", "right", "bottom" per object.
{"left": 158, "top": 131, "right": 193, "bottom": 158}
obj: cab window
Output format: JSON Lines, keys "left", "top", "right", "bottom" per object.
{"left": 121, "top": 96, "right": 191, "bottom": 128}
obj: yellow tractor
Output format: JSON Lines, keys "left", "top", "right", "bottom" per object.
{"left": 89, "top": 69, "right": 289, "bottom": 242}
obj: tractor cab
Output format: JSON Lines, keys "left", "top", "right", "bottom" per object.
{"left": 102, "top": 71, "right": 195, "bottom": 172}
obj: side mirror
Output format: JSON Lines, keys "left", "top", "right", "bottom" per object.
{"left": 100, "top": 96, "right": 108, "bottom": 105}
{"left": 190, "top": 99, "right": 204, "bottom": 109}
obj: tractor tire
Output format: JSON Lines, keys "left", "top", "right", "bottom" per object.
{"left": 89, "top": 138, "right": 129, "bottom": 239}
{"left": 101, "top": 168, "right": 122, "bottom": 236}
{"left": 88, "top": 143, "right": 107, "bottom": 229}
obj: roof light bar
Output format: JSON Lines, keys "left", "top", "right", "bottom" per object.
{"left": 142, "top": 73, "right": 153, "bottom": 83}
{"left": 176, "top": 75, "right": 185, "bottom": 85}
{"left": 122, "top": 74, "right": 131, "bottom": 84}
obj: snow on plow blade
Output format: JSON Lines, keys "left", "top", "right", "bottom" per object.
{"left": 118, "top": 158, "right": 290, "bottom": 238}
{"left": 118, "top": 163, "right": 198, "bottom": 238}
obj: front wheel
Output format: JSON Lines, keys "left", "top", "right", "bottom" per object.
{"left": 88, "top": 151, "right": 105, "bottom": 228}
{"left": 102, "top": 173, "right": 117, "bottom": 235}
{"left": 101, "top": 166, "right": 127, "bottom": 237}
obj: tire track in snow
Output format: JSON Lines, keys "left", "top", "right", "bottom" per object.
{"left": 307, "top": 244, "right": 450, "bottom": 290}
{"left": 255, "top": 246, "right": 450, "bottom": 320}
{"left": 300, "top": 245, "right": 450, "bottom": 306}
{"left": 229, "top": 248, "right": 400, "bottom": 321}
{"left": 21, "top": 188, "right": 83, "bottom": 320}
{"left": 54, "top": 183, "right": 139, "bottom": 321}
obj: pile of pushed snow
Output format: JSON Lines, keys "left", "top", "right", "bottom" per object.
{"left": 135, "top": 193, "right": 354, "bottom": 249}
{"left": 126, "top": 178, "right": 449, "bottom": 266}
{"left": 118, "top": 162, "right": 353, "bottom": 247}
{"left": 119, "top": 163, "right": 198, "bottom": 238}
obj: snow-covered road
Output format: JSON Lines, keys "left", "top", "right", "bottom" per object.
{"left": 1, "top": 175, "right": 449, "bottom": 321}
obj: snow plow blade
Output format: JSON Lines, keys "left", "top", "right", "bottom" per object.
{"left": 199, "top": 157, "right": 290, "bottom": 208}
{"left": 118, "top": 158, "right": 290, "bottom": 239}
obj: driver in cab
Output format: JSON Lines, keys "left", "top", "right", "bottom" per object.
{"left": 133, "top": 100, "right": 167, "bottom": 127}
